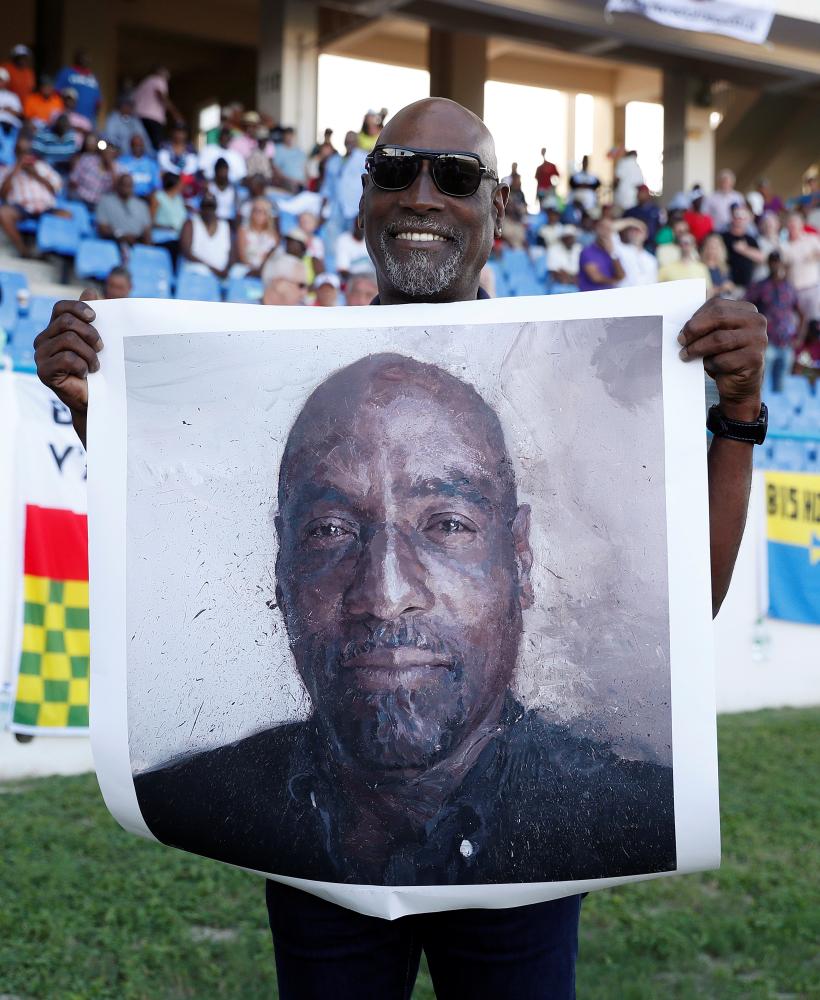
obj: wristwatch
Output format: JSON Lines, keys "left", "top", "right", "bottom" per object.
{"left": 706, "top": 403, "right": 768, "bottom": 444}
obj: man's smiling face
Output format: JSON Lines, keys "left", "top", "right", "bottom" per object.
{"left": 275, "top": 355, "right": 532, "bottom": 773}
{"left": 360, "top": 98, "right": 508, "bottom": 304}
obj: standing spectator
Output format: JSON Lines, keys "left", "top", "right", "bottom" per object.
{"left": 262, "top": 254, "right": 308, "bottom": 305}
{"left": 357, "top": 109, "right": 384, "bottom": 152}
{"left": 207, "top": 158, "right": 239, "bottom": 223}
{"left": 335, "top": 220, "right": 372, "bottom": 282}
{"left": 150, "top": 171, "right": 187, "bottom": 255}
{"left": 55, "top": 50, "right": 100, "bottom": 127}
{"left": 199, "top": 126, "right": 246, "bottom": 183}
{"left": 757, "top": 177, "right": 784, "bottom": 216}
{"left": 313, "top": 271, "right": 339, "bottom": 307}
{"left": 702, "top": 169, "right": 743, "bottom": 232}
{"left": 780, "top": 212, "right": 820, "bottom": 327}
{"left": 157, "top": 123, "right": 199, "bottom": 188}
{"left": 578, "top": 218, "right": 625, "bottom": 292}
{"left": 723, "top": 206, "right": 764, "bottom": 293}
{"left": 546, "top": 224, "right": 581, "bottom": 292}
{"left": 96, "top": 173, "right": 152, "bottom": 248}
{"left": 1, "top": 45, "right": 35, "bottom": 105}
{"left": 568, "top": 156, "right": 600, "bottom": 213}
{"left": 614, "top": 218, "right": 658, "bottom": 286}
{"left": 104, "top": 93, "right": 153, "bottom": 157}
{"left": 658, "top": 232, "right": 713, "bottom": 292}
{"left": 613, "top": 149, "right": 643, "bottom": 211}
{"left": 69, "top": 136, "right": 119, "bottom": 209}
{"left": 623, "top": 184, "right": 662, "bottom": 249}
{"left": 32, "top": 114, "right": 77, "bottom": 175}
{"left": 684, "top": 187, "right": 714, "bottom": 246}
{"left": 702, "top": 232, "right": 735, "bottom": 298}
{"left": 179, "top": 193, "right": 235, "bottom": 278}
{"left": 23, "top": 75, "right": 64, "bottom": 128}
{"left": 132, "top": 67, "right": 181, "bottom": 151}
{"left": 321, "top": 130, "right": 366, "bottom": 265}
{"left": 59, "top": 88, "right": 93, "bottom": 141}
{"left": 274, "top": 127, "right": 307, "bottom": 190}
{"left": 229, "top": 111, "right": 262, "bottom": 160}
{"left": 747, "top": 252, "right": 803, "bottom": 392}
{"left": 118, "top": 134, "right": 160, "bottom": 199}
{"left": 245, "top": 128, "right": 274, "bottom": 181}
{"left": 0, "top": 68, "right": 23, "bottom": 128}
{"left": 235, "top": 197, "right": 279, "bottom": 277}
{"left": 752, "top": 212, "right": 783, "bottom": 283}
{"left": 0, "top": 134, "right": 62, "bottom": 256}
{"left": 534, "top": 147, "right": 559, "bottom": 206}
{"left": 344, "top": 271, "right": 378, "bottom": 306}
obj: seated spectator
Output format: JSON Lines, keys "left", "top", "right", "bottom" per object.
{"left": 658, "top": 233, "right": 712, "bottom": 292}
{"left": 207, "top": 158, "right": 238, "bottom": 223}
{"left": 793, "top": 320, "right": 820, "bottom": 383}
{"left": 274, "top": 127, "right": 307, "bottom": 190}
{"left": 702, "top": 232, "right": 735, "bottom": 298}
{"left": 199, "top": 126, "right": 246, "bottom": 184}
{"left": 0, "top": 134, "right": 62, "bottom": 256}
{"left": 614, "top": 218, "right": 658, "bottom": 287}
{"left": 24, "top": 75, "right": 64, "bottom": 128}
{"left": 357, "top": 109, "right": 384, "bottom": 152}
{"left": 157, "top": 123, "right": 199, "bottom": 184}
{"left": 104, "top": 93, "right": 153, "bottom": 157}
{"left": 2, "top": 45, "right": 35, "bottom": 106}
{"left": 263, "top": 254, "right": 308, "bottom": 305}
{"left": 0, "top": 67, "right": 23, "bottom": 129}
{"left": 780, "top": 212, "right": 820, "bottom": 327}
{"left": 757, "top": 177, "right": 784, "bottom": 216}
{"left": 179, "top": 193, "right": 235, "bottom": 279}
{"left": 55, "top": 49, "right": 100, "bottom": 127}
{"left": 546, "top": 224, "right": 580, "bottom": 292}
{"left": 752, "top": 211, "right": 783, "bottom": 283}
{"left": 623, "top": 184, "right": 662, "bottom": 250}
{"left": 568, "top": 156, "right": 600, "bottom": 212}
{"left": 96, "top": 172, "right": 152, "bottom": 248}
{"left": 335, "top": 220, "right": 372, "bottom": 281}
{"left": 313, "top": 271, "right": 339, "bottom": 306}
{"left": 538, "top": 206, "right": 562, "bottom": 247}
{"left": 344, "top": 271, "right": 378, "bottom": 306}
{"left": 236, "top": 197, "right": 279, "bottom": 277}
{"left": 578, "top": 218, "right": 625, "bottom": 292}
{"left": 118, "top": 133, "right": 160, "bottom": 199}
{"left": 238, "top": 173, "right": 272, "bottom": 224}
{"left": 69, "top": 135, "right": 119, "bottom": 208}
{"left": 32, "top": 114, "right": 77, "bottom": 176}
{"left": 655, "top": 219, "right": 690, "bottom": 269}
{"left": 747, "top": 252, "right": 803, "bottom": 393}
{"left": 230, "top": 111, "right": 262, "bottom": 160}
{"left": 683, "top": 187, "right": 714, "bottom": 245}
{"left": 246, "top": 127, "right": 275, "bottom": 181}
{"left": 150, "top": 171, "right": 187, "bottom": 247}
{"left": 59, "top": 87, "right": 93, "bottom": 141}
{"left": 298, "top": 211, "right": 324, "bottom": 274}
{"left": 103, "top": 265, "right": 132, "bottom": 299}
{"left": 723, "top": 206, "right": 764, "bottom": 292}
{"left": 577, "top": 212, "right": 596, "bottom": 248}
{"left": 702, "top": 169, "right": 743, "bottom": 233}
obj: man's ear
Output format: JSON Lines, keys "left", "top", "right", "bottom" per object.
{"left": 511, "top": 503, "right": 534, "bottom": 610}
{"left": 493, "top": 183, "right": 510, "bottom": 237}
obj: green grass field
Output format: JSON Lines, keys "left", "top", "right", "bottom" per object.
{"left": 0, "top": 708, "right": 817, "bottom": 1000}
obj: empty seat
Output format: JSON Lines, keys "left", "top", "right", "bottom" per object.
{"left": 130, "top": 272, "right": 172, "bottom": 298}
{"left": 37, "top": 213, "right": 81, "bottom": 257}
{"left": 75, "top": 238, "right": 121, "bottom": 280}
{"left": 131, "top": 244, "right": 173, "bottom": 280}
{"left": 9, "top": 316, "right": 40, "bottom": 372}
{"left": 57, "top": 199, "right": 93, "bottom": 236}
{"left": 772, "top": 438, "right": 809, "bottom": 472}
{"left": 175, "top": 269, "right": 222, "bottom": 302}
{"left": 27, "top": 296, "right": 58, "bottom": 329}
{"left": 225, "top": 276, "right": 264, "bottom": 303}
{"left": 0, "top": 270, "right": 28, "bottom": 332}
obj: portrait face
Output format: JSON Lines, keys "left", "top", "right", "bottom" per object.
{"left": 275, "top": 357, "right": 532, "bottom": 772}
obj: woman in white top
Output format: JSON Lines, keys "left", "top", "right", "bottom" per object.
{"left": 179, "top": 193, "right": 235, "bottom": 278}
{"left": 752, "top": 211, "right": 783, "bottom": 284}
{"left": 236, "top": 198, "right": 280, "bottom": 277}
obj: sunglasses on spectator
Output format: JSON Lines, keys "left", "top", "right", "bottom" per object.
{"left": 365, "top": 145, "right": 499, "bottom": 198}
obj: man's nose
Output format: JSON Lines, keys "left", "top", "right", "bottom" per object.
{"left": 343, "top": 525, "right": 434, "bottom": 621}
{"left": 398, "top": 159, "right": 445, "bottom": 214}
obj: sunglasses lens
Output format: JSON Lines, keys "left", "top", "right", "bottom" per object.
{"left": 433, "top": 154, "right": 482, "bottom": 196}
{"left": 370, "top": 150, "right": 419, "bottom": 191}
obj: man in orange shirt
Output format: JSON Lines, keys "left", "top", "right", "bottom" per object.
{"left": 1, "top": 45, "right": 35, "bottom": 105}
{"left": 24, "top": 75, "right": 64, "bottom": 127}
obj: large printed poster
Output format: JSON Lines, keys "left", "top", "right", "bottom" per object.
{"left": 765, "top": 471, "right": 820, "bottom": 624}
{"left": 89, "top": 285, "right": 719, "bottom": 918}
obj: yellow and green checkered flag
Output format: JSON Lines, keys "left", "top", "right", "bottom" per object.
{"left": 12, "top": 504, "right": 90, "bottom": 732}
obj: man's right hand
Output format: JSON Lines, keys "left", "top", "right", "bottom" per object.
{"left": 34, "top": 292, "right": 103, "bottom": 447}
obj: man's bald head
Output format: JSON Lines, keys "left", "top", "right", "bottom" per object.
{"left": 379, "top": 98, "right": 498, "bottom": 174}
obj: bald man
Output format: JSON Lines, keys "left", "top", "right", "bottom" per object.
{"left": 35, "top": 97, "right": 766, "bottom": 999}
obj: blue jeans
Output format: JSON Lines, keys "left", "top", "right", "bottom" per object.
{"left": 266, "top": 880, "right": 582, "bottom": 1000}
{"left": 766, "top": 344, "right": 795, "bottom": 393}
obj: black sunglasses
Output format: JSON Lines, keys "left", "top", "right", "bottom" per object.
{"left": 365, "top": 145, "right": 499, "bottom": 198}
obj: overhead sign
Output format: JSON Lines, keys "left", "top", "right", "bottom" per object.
{"left": 605, "top": 0, "right": 776, "bottom": 45}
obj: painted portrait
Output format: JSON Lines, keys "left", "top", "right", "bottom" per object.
{"left": 121, "top": 312, "right": 678, "bottom": 888}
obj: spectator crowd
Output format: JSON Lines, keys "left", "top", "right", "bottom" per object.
{"left": 1, "top": 40, "right": 819, "bottom": 387}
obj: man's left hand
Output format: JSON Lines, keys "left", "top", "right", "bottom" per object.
{"left": 678, "top": 298, "right": 767, "bottom": 420}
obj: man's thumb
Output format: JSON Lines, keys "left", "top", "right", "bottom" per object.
{"left": 80, "top": 287, "right": 100, "bottom": 302}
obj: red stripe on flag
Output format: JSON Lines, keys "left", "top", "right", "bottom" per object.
{"left": 23, "top": 505, "right": 88, "bottom": 580}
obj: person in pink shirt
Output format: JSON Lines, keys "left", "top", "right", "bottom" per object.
{"left": 780, "top": 212, "right": 820, "bottom": 329}
{"left": 229, "top": 111, "right": 263, "bottom": 161}
{"left": 132, "top": 67, "right": 181, "bottom": 151}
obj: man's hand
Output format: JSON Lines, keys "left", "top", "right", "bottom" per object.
{"left": 34, "top": 292, "right": 103, "bottom": 447}
{"left": 678, "top": 298, "right": 767, "bottom": 420}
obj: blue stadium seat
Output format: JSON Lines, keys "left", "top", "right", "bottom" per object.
{"left": 765, "top": 393, "right": 794, "bottom": 431}
{"left": 0, "top": 126, "right": 18, "bottom": 166}
{"left": 57, "top": 199, "right": 93, "bottom": 237}
{"left": 772, "top": 439, "right": 809, "bottom": 472}
{"left": 9, "top": 316, "right": 40, "bottom": 373}
{"left": 75, "top": 238, "right": 121, "bottom": 280}
{"left": 225, "top": 276, "right": 264, "bottom": 303}
{"left": 175, "top": 269, "right": 222, "bottom": 302}
{"left": 508, "top": 275, "right": 545, "bottom": 297}
{"left": 37, "top": 214, "right": 81, "bottom": 257}
{"left": 28, "top": 296, "right": 58, "bottom": 329}
{"left": 130, "top": 244, "right": 174, "bottom": 297}
{"left": 782, "top": 375, "right": 812, "bottom": 408}
{"left": 130, "top": 272, "right": 172, "bottom": 298}
{"left": 0, "top": 270, "right": 28, "bottom": 332}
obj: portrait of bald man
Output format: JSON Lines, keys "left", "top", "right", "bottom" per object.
{"left": 37, "top": 94, "right": 765, "bottom": 998}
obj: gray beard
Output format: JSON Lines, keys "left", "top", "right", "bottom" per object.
{"left": 379, "top": 230, "right": 466, "bottom": 297}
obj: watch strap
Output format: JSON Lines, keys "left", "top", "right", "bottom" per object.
{"left": 706, "top": 403, "right": 768, "bottom": 445}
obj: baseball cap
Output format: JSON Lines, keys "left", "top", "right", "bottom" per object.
{"left": 667, "top": 192, "right": 691, "bottom": 212}
{"left": 559, "top": 224, "right": 577, "bottom": 237}
{"left": 285, "top": 226, "right": 309, "bottom": 246}
{"left": 314, "top": 272, "right": 340, "bottom": 290}
{"left": 11, "top": 44, "right": 32, "bottom": 58}
{"left": 637, "top": 184, "right": 651, "bottom": 195}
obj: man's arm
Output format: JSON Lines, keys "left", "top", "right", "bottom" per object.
{"left": 678, "top": 299, "right": 767, "bottom": 616}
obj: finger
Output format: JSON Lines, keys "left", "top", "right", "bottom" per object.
{"left": 50, "top": 298, "right": 97, "bottom": 325}
{"left": 702, "top": 348, "right": 764, "bottom": 378}
{"left": 34, "top": 310, "right": 103, "bottom": 353}
{"left": 35, "top": 330, "right": 99, "bottom": 372}
{"left": 80, "top": 287, "right": 100, "bottom": 302}
{"left": 677, "top": 300, "right": 761, "bottom": 346}
{"left": 38, "top": 350, "right": 93, "bottom": 381}
{"left": 680, "top": 327, "right": 750, "bottom": 360}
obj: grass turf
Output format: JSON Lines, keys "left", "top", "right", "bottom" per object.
{"left": 0, "top": 708, "right": 816, "bottom": 999}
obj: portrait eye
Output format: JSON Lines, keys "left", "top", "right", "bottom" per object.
{"left": 424, "top": 514, "right": 477, "bottom": 538}
{"left": 304, "top": 518, "right": 357, "bottom": 544}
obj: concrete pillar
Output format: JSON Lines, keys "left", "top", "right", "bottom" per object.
{"left": 613, "top": 103, "right": 627, "bottom": 150}
{"left": 662, "top": 71, "right": 687, "bottom": 199}
{"left": 428, "top": 29, "right": 487, "bottom": 119}
{"left": 258, "top": 0, "right": 318, "bottom": 147}
{"left": 565, "top": 94, "right": 576, "bottom": 177}
{"left": 60, "top": 0, "right": 116, "bottom": 120}
{"left": 683, "top": 106, "right": 715, "bottom": 192}
{"left": 591, "top": 96, "right": 614, "bottom": 190}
